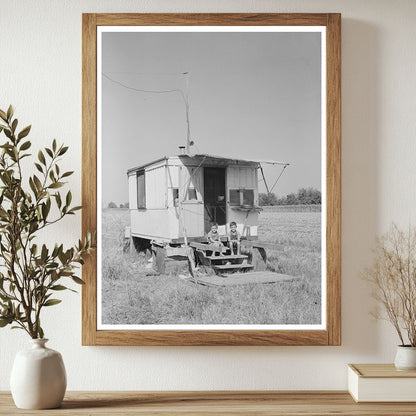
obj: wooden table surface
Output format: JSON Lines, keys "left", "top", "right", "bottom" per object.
{"left": 1, "top": 391, "right": 416, "bottom": 415}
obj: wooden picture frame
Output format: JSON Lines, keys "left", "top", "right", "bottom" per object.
{"left": 82, "top": 13, "right": 341, "bottom": 346}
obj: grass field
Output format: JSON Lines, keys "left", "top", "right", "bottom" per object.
{"left": 101, "top": 209, "right": 321, "bottom": 325}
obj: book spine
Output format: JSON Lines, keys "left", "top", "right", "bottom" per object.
{"left": 347, "top": 366, "right": 359, "bottom": 402}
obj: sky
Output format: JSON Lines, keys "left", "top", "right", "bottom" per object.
{"left": 101, "top": 30, "right": 322, "bottom": 207}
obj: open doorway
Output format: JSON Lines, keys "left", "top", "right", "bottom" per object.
{"left": 203, "top": 167, "right": 226, "bottom": 233}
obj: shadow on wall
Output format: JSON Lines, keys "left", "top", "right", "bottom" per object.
{"left": 341, "top": 19, "right": 381, "bottom": 355}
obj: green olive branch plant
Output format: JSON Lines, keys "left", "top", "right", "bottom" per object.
{"left": 0, "top": 105, "right": 94, "bottom": 339}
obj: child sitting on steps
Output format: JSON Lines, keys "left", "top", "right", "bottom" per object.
{"left": 227, "top": 221, "right": 241, "bottom": 255}
{"left": 207, "top": 222, "right": 225, "bottom": 256}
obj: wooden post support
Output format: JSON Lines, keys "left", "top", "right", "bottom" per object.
{"left": 153, "top": 244, "right": 166, "bottom": 274}
{"left": 256, "top": 247, "right": 267, "bottom": 263}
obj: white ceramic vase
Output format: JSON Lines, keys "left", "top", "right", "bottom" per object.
{"left": 394, "top": 346, "right": 416, "bottom": 371}
{"left": 10, "top": 339, "right": 67, "bottom": 409}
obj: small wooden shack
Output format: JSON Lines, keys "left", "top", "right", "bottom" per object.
{"left": 127, "top": 153, "right": 267, "bottom": 246}
{"left": 126, "top": 152, "right": 290, "bottom": 276}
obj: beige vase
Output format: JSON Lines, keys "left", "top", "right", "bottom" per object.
{"left": 10, "top": 339, "right": 66, "bottom": 409}
{"left": 394, "top": 346, "right": 416, "bottom": 371}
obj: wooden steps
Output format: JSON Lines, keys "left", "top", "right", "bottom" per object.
{"left": 193, "top": 244, "right": 252, "bottom": 274}
{"left": 212, "top": 263, "right": 254, "bottom": 271}
{"left": 206, "top": 254, "right": 247, "bottom": 261}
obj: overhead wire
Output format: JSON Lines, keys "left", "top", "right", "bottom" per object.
{"left": 104, "top": 71, "right": 291, "bottom": 199}
{"left": 102, "top": 72, "right": 187, "bottom": 104}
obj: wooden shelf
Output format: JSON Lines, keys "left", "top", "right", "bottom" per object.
{"left": 1, "top": 391, "right": 416, "bottom": 415}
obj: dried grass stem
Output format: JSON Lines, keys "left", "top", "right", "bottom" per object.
{"left": 363, "top": 224, "right": 416, "bottom": 346}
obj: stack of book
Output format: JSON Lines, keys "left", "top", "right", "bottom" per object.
{"left": 348, "top": 364, "right": 416, "bottom": 402}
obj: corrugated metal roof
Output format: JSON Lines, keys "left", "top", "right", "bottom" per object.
{"left": 127, "top": 154, "right": 289, "bottom": 174}
{"left": 185, "top": 154, "right": 289, "bottom": 166}
{"left": 127, "top": 156, "right": 168, "bottom": 175}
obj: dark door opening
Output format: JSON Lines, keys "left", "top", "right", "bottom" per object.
{"left": 203, "top": 167, "right": 226, "bottom": 233}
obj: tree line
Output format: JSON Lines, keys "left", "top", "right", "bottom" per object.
{"left": 108, "top": 202, "right": 129, "bottom": 209}
{"left": 259, "top": 187, "right": 321, "bottom": 206}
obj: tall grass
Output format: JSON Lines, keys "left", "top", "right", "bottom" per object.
{"left": 101, "top": 209, "right": 322, "bottom": 325}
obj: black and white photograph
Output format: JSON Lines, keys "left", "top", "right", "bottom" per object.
{"left": 97, "top": 27, "right": 326, "bottom": 329}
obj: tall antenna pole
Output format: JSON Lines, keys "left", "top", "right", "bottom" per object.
{"left": 103, "top": 71, "right": 192, "bottom": 154}
{"left": 183, "top": 72, "right": 191, "bottom": 155}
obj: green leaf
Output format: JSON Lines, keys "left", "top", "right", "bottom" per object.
{"left": 61, "top": 171, "right": 74, "bottom": 178}
{"left": 58, "top": 250, "right": 67, "bottom": 264}
{"left": 41, "top": 202, "right": 50, "bottom": 221}
{"left": 45, "top": 148, "right": 53, "bottom": 158}
{"left": 51, "top": 244, "right": 59, "bottom": 258}
{"left": 58, "top": 146, "right": 69, "bottom": 156}
{"left": 29, "top": 177, "right": 37, "bottom": 196}
{"left": 6, "top": 105, "right": 14, "bottom": 121}
{"left": 52, "top": 139, "right": 57, "bottom": 152}
{"left": 43, "top": 299, "right": 62, "bottom": 307}
{"left": 11, "top": 118, "right": 18, "bottom": 133}
{"left": 41, "top": 244, "right": 48, "bottom": 262}
{"left": 4, "top": 129, "right": 12, "bottom": 140}
{"left": 0, "top": 317, "right": 13, "bottom": 327}
{"left": 48, "top": 182, "right": 64, "bottom": 189}
{"left": 71, "top": 276, "right": 85, "bottom": 285}
{"left": 55, "top": 192, "right": 62, "bottom": 208}
{"left": 38, "top": 325, "right": 44, "bottom": 339}
{"left": 34, "top": 162, "right": 43, "bottom": 173}
{"left": 19, "top": 140, "right": 31, "bottom": 151}
{"left": 69, "top": 206, "right": 82, "bottom": 213}
{"left": 0, "top": 109, "right": 7, "bottom": 121}
{"left": 65, "top": 191, "right": 72, "bottom": 207}
{"left": 50, "top": 284, "right": 68, "bottom": 291}
{"left": 33, "top": 175, "right": 42, "bottom": 192}
{"left": 31, "top": 244, "right": 38, "bottom": 256}
{"left": 18, "top": 125, "right": 31, "bottom": 140}
{"left": 38, "top": 150, "right": 46, "bottom": 165}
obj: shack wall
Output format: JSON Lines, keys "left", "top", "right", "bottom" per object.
{"left": 166, "top": 163, "right": 204, "bottom": 204}
{"left": 145, "top": 165, "right": 167, "bottom": 209}
{"left": 226, "top": 166, "right": 258, "bottom": 238}
{"left": 129, "top": 158, "right": 260, "bottom": 241}
{"left": 227, "top": 166, "right": 257, "bottom": 189}
{"left": 130, "top": 208, "right": 179, "bottom": 241}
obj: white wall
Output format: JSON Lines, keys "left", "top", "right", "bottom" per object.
{"left": 1, "top": 0, "right": 416, "bottom": 391}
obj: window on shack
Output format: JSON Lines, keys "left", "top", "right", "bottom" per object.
{"left": 136, "top": 171, "right": 146, "bottom": 209}
{"left": 242, "top": 189, "right": 254, "bottom": 206}
{"left": 229, "top": 189, "right": 240, "bottom": 206}
{"left": 187, "top": 188, "right": 197, "bottom": 201}
{"left": 172, "top": 188, "right": 179, "bottom": 207}
{"left": 229, "top": 189, "right": 255, "bottom": 207}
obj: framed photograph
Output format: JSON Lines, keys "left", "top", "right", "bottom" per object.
{"left": 82, "top": 13, "right": 341, "bottom": 346}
